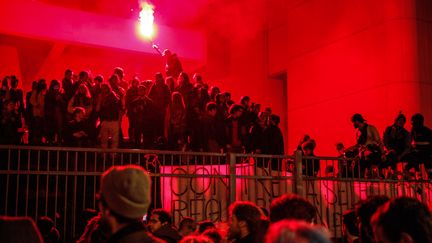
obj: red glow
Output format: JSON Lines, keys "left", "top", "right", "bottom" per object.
{"left": 137, "top": 2, "right": 156, "bottom": 40}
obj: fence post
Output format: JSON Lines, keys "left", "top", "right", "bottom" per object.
{"left": 228, "top": 153, "right": 237, "bottom": 205}
{"left": 294, "top": 150, "right": 304, "bottom": 196}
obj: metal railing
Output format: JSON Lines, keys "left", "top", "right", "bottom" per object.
{"left": 0, "top": 145, "right": 431, "bottom": 242}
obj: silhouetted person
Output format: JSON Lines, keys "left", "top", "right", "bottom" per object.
{"left": 352, "top": 113, "right": 383, "bottom": 149}
{"left": 113, "top": 67, "right": 128, "bottom": 91}
{"left": 383, "top": 113, "right": 410, "bottom": 173}
{"left": 129, "top": 85, "right": 154, "bottom": 148}
{"left": 25, "top": 81, "right": 37, "bottom": 144}
{"left": 175, "top": 72, "right": 194, "bottom": 108}
{"left": 264, "top": 114, "right": 284, "bottom": 155}
{"left": 8, "top": 75, "right": 24, "bottom": 117}
{"left": 352, "top": 114, "right": 383, "bottom": 177}
{"left": 163, "top": 49, "right": 183, "bottom": 81}
{"left": 383, "top": 113, "right": 410, "bottom": 159}
{"left": 404, "top": 113, "right": 432, "bottom": 177}
{"left": 125, "top": 78, "right": 140, "bottom": 145}
{"left": 149, "top": 72, "right": 171, "bottom": 139}
{"left": 356, "top": 195, "right": 389, "bottom": 243}
{"left": 62, "top": 69, "right": 75, "bottom": 101}
{"left": 301, "top": 140, "right": 320, "bottom": 176}
{"left": 168, "top": 92, "right": 187, "bottom": 150}
{"left": 372, "top": 197, "right": 432, "bottom": 243}
{"left": 64, "top": 107, "right": 90, "bottom": 147}
{"left": 44, "top": 80, "right": 65, "bottom": 145}
{"left": 199, "top": 102, "right": 221, "bottom": 152}
{"left": 249, "top": 112, "right": 268, "bottom": 154}
{"left": 0, "top": 100, "right": 21, "bottom": 144}
{"left": 30, "top": 79, "right": 47, "bottom": 144}
{"left": 224, "top": 104, "right": 246, "bottom": 153}
{"left": 209, "top": 86, "right": 220, "bottom": 102}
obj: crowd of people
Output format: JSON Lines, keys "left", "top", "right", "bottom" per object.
{"left": 1, "top": 164, "right": 432, "bottom": 243}
{"left": 0, "top": 65, "right": 284, "bottom": 155}
{"left": 295, "top": 113, "right": 432, "bottom": 179}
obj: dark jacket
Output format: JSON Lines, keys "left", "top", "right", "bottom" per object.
{"left": 98, "top": 92, "right": 121, "bottom": 121}
{"left": 152, "top": 224, "right": 182, "bottom": 243}
{"left": 263, "top": 125, "right": 285, "bottom": 155}
{"left": 107, "top": 222, "right": 161, "bottom": 243}
{"left": 383, "top": 125, "right": 410, "bottom": 155}
{"left": 148, "top": 83, "right": 171, "bottom": 111}
{"left": 224, "top": 116, "right": 247, "bottom": 148}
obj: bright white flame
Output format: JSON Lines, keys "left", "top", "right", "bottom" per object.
{"left": 138, "top": 2, "right": 155, "bottom": 39}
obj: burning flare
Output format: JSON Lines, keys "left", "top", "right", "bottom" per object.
{"left": 138, "top": 2, "right": 155, "bottom": 40}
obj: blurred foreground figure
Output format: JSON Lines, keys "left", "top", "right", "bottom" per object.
{"left": 265, "top": 220, "right": 331, "bottom": 243}
{"left": 98, "top": 165, "right": 160, "bottom": 242}
{"left": 0, "top": 216, "right": 43, "bottom": 243}
{"left": 371, "top": 197, "right": 432, "bottom": 243}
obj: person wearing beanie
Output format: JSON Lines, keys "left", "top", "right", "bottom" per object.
{"left": 98, "top": 165, "right": 161, "bottom": 243}
{"left": 383, "top": 113, "right": 410, "bottom": 159}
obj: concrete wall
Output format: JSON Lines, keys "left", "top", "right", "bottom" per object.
{"left": 265, "top": 0, "right": 431, "bottom": 155}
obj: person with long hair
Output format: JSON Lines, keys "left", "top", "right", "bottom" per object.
{"left": 44, "top": 80, "right": 65, "bottom": 145}
{"left": 68, "top": 83, "right": 92, "bottom": 118}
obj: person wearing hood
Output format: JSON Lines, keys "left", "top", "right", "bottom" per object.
{"left": 403, "top": 113, "right": 432, "bottom": 177}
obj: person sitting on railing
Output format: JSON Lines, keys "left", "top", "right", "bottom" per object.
{"left": 403, "top": 113, "right": 432, "bottom": 179}
{"left": 351, "top": 114, "right": 384, "bottom": 178}
{"left": 64, "top": 107, "right": 90, "bottom": 147}
{"left": 301, "top": 140, "right": 320, "bottom": 177}
{"left": 382, "top": 113, "right": 410, "bottom": 174}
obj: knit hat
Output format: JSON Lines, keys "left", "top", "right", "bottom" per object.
{"left": 100, "top": 165, "right": 151, "bottom": 219}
